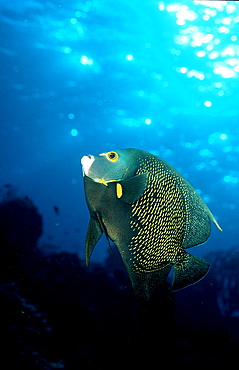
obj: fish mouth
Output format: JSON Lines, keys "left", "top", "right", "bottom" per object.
{"left": 81, "top": 154, "right": 121, "bottom": 186}
{"left": 81, "top": 155, "right": 95, "bottom": 176}
{"left": 81, "top": 155, "right": 108, "bottom": 186}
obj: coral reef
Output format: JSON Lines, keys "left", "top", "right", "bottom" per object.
{"left": 0, "top": 193, "right": 239, "bottom": 368}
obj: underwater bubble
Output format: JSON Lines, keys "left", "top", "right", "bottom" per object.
{"left": 227, "top": 58, "right": 237, "bottom": 66}
{"left": 218, "top": 90, "right": 225, "bottom": 96}
{"left": 220, "top": 133, "right": 228, "bottom": 140}
{"left": 221, "top": 46, "right": 235, "bottom": 57}
{"left": 218, "top": 26, "right": 230, "bottom": 34}
{"left": 214, "top": 82, "right": 223, "bottom": 88}
{"left": 206, "top": 44, "right": 213, "bottom": 52}
{"left": 126, "top": 54, "right": 134, "bottom": 61}
{"left": 226, "top": 3, "right": 237, "bottom": 14}
{"left": 223, "top": 175, "right": 231, "bottom": 183}
{"left": 117, "top": 109, "right": 126, "bottom": 116}
{"left": 197, "top": 50, "right": 206, "bottom": 57}
{"left": 185, "top": 142, "right": 192, "bottom": 149}
{"left": 80, "top": 56, "right": 93, "bottom": 65}
{"left": 180, "top": 67, "right": 188, "bottom": 73}
{"left": 145, "top": 118, "right": 152, "bottom": 125}
{"left": 202, "top": 14, "right": 210, "bottom": 21}
{"left": 204, "top": 100, "right": 212, "bottom": 107}
{"left": 208, "top": 51, "right": 219, "bottom": 59}
{"left": 199, "top": 148, "right": 214, "bottom": 157}
{"left": 68, "top": 113, "right": 75, "bottom": 120}
{"left": 196, "top": 162, "right": 206, "bottom": 171}
{"left": 221, "top": 17, "right": 231, "bottom": 25}
{"left": 71, "top": 129, "right": 78, "bottom": 136}
{"left": 210, "top": 160, "right": 218, "bottom": 166}
{"left": 180, "top": 36, "right": 190, "bottom": 44}
{"left": 138, "top": 90, "right": 146, "bottom": 97}
{"left": 203, "top": 195, "right": 210, "bottom": 203}
{"left": 158, "top": 2, "right": 165, "bottom": 11}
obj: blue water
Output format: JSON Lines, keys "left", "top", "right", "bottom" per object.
{"left": 1, "top": 0, "right": 238, "bottom": 259}
{"left": 1, "top": 1, "right": 239, "bottom": 367}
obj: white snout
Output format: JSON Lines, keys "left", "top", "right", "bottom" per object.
{"left": 81, "top": 155, "right": 95, "bottom": 176}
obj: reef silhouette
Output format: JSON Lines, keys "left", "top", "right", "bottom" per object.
{"left": 0, "top": 191, "right": 239, "bottom": 369}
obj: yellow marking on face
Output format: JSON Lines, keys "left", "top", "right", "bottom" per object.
{"left": 94, "top": 178, "right": 108, "bottom": 186}
{"left": 94, "top": 178, "right": 122, "bottom": 186}
{"left": 116, "top": 183, "right": 123, "bottom": 198}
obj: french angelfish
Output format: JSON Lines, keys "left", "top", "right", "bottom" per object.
{"left": 81, "top": 148, "right": 222, "bottom": 300}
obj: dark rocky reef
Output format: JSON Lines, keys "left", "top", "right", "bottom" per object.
{"left": 0, "top": 191, "right": 239, "bottom": 369}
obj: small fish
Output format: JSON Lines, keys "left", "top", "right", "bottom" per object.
{"left": 53, "top": 205, "right": 60, "bottom": 215}
{"left": 81, "top": 148, "right": 222, "bottom": 300}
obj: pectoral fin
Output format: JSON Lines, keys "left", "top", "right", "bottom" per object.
{"left": 118, "top": 173, "right": 148, "bottom": 204}
{"left": 86, "top": 217, "right": 103, "bottom": 266}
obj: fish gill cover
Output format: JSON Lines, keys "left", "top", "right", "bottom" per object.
{"left": 0, "top": 0, "right": 239, "bottom": 368}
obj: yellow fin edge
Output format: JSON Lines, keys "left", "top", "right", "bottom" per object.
{"left": 211, "top": 214, "right": 223, "bottom": 232}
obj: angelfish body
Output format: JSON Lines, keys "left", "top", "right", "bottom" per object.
{"left": 81, "top": 148, "right": 222, "bottom": 300}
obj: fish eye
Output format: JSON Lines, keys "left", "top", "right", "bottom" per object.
{"left": 106, "top": 151, "right": 119, "bottom": 162}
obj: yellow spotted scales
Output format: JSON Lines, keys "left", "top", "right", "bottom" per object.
{"left": 82, "top": 148, "right": 222, "bottom": 300}
{"left": 129, "top": 156, "right": 187, "bottom": 273}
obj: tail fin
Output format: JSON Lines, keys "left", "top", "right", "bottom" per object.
{"left": 130, "top": 264, "right": 172, "bottom": 301}
{"left": 172, "top": 253, "right": 210, "bottom": 291}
